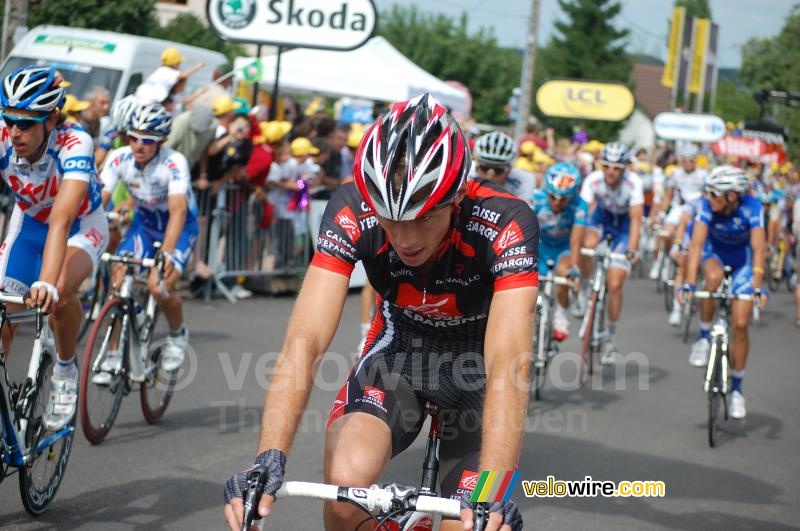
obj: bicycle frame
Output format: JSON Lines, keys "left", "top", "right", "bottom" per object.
{"left": 0, "top": 298, "right": 72, "bottom": 469}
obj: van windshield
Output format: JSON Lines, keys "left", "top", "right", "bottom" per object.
{"left": 0, "top": 56, "right": 122, "bottom": 102}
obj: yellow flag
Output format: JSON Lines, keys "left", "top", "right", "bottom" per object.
{"left": 689, "top": 18, "right": 710, "bottom": 94}
{"left": 661, "top": 6, "right": 685, "bottom": 89}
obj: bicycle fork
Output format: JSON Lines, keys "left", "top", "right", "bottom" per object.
{"left": 704, "top": 326, "right": 729, "bottom": 394}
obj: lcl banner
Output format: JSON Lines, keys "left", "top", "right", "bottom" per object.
{"left": 535, "top": 79, "right": 634, "bottom": 121}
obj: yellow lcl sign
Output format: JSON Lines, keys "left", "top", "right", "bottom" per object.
{"left": 535, "top": 80, "right": 635, "bottom": 121}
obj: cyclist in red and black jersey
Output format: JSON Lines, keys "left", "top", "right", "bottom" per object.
{"left": 224, "top": 94, "right": 539, "bottom": 531}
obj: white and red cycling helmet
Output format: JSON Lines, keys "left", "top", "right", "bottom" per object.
{"left": 354, "top": 93, "right": 470, "bottom": 221}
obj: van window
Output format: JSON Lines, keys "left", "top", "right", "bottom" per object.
{"left": 125, "top": 73, "right": 143, "bottom": 96}
{"left": 0, "top": 56, "right": 123, "bottom": 102}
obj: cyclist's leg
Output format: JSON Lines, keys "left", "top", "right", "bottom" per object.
{"left": 554, "top": 250, "right": 572, "bottom": 309}
{"left": 324, "top": 349, "right": 425, "bottom": 529}
{"left": 439, "top": 407, "right": 481, "bottom": 531}
{"left": 148, "top": 220, "right": 198, "bottom": 329}
{"left": 698, "top": 255, "right": 723, "bottom": 332}
{"left": 579, "top": 220, "right": 601, "bottom": 278}
{"left": 0, "top": 207, "right": 39, "bottom": 355}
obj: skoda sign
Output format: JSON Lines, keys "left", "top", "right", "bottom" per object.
{"left": 654, "top": 112, "right": 726, "bottom": 142}
{"left": 207, "top": 0, "right": 377, "bottom": 51}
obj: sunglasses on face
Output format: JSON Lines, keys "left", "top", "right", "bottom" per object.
{"left": 3, "top": 112, "right": 49, "bottom": 131}
{"left": 478, "top": 165, "right": 510, "bottom": 174}
{"left": 127, "top": 131, "right": 161, "bottom": 145}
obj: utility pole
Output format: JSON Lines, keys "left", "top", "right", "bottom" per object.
{"left": 514, "top": 0, "right": 541, "bottom": 141}
{"left": 1, "top": 0, "right": 29, "bottom": 62}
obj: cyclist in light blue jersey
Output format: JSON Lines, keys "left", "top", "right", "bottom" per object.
{"left": 679, "top": 166, "right": 767, "bottom": 419}
{"left": 532, "top": 162, "right": 588, "bottom": 339}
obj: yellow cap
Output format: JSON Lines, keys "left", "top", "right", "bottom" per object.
{"left": 347, "top": 123, "right": 365, "bottom": 149}
{"left": 695, "top": 155, "right": 709, "bottom": 169}
{"left": 55, "top": 71, "right": 72, "bottom": 88}
{"left": 584, "top": 140, "right": 605, "bottom": 154}
{"left": 256, "top": 121, "right": 292, "bottom": 145}
{"left": 62, "top": 94, "right": 90, "bottom": 114}
{"left": 513, "top": 156, "right": 536, "bottom": 172}
{"left": 520, "top": 140, "right": 539, "bottom": 156}
{"left": 290, "top": 137, "right": 320, "bottom": 157}
{"left": 212, "top": 95, "right": 242, "bottom": 117}
{"left": 161, "top": 47, "right": 187, "bottom": 67}
{"left": 533, "top": 150, "right": 553, "bottom": 164}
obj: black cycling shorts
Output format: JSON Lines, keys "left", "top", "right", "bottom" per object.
{"left": 327, "top": 300, "right": 488, "bottom": 501}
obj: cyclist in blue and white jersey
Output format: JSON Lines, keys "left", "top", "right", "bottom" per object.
{"left": 470, "top": 130, "right": 536, "bottom": 206}
{"left": 678, "top": 166, "right": 767, "bottom": 419}
{"left": 532, "top": 162, "right": 588, "bottom": 339}
{"left": 578, "top": 142, "right": 644, "bottom": 364}
{"left": 0, "top": 65, "right": 109, "bottom": 430}
{"left": 98, "top": 103, "right": 198, "bottom": 380}
{"left": 651, "top": 144, "right": 707, "bottom": 282}
{"left": 95, "top": 94, "right": 139, "bottom": 168}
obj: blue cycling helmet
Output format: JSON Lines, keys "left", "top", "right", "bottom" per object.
{"left": 0, "top": 65, "right": 65, "bottom": 113}
{"left": 545, "top": 162, "right": 582, "bottom": 198}
{"left": 129, "top": 102, "right": 172, "bottom": 138}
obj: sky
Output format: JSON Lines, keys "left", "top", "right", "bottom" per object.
{"left": 370, "top": 0, "right": 796, "bottom": 69}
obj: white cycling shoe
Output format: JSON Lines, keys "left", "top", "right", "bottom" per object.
{"left": 668, "top": 306, "right": 682, "bottom": 327}
{"left": 601, "top": 340, "right": 619, "bottom": 366}
{"left": 43, "top": 363, "right": 78, "bottom": 432}
{"left": 552, "top": 310, "right": 570, "bottom": 341}
{"left": 689, "top": 337, "right": 710, "bottom": 367}
{"left": 92, "top": 349, "right": 123, "bottom": 385}
{"left": 161, "top": 326, "right": 189, "bottom": 372}
{"left": 729, "top": 390, "right": 746, "bottom": 419}
{"left": 648, "top": 260, "right": 661, "bottom": 281}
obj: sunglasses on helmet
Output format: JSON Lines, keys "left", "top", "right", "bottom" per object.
{"left": 3, "top": 112, "right": 49, "bottom": 131}
{"left": 127, "top": 131, "right": 162, "bottom": 145}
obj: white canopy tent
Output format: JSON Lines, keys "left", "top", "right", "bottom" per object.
{"left": 233, "top": 37, "right": 470, "bottom": 116}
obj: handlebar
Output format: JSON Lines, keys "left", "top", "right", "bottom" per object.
{"left": 101, "top": 253, "right": 158, "bottom": 269}
{"left": 241, "top": 479, "right": 462, "bottom": 531}
{"left": 693, "top": 291, "right": 755, "bottom": 302}
{"left": 580, "top": 248, "right": 629, "bottom": 261}
{"left": 0, "top": 293, "right": 25, "bottom": 306}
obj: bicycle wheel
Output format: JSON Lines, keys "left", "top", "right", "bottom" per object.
{"left": 80, "top": 298, "right": 127, "bottom": 444}
{"left": 77, "top": 264, "right": 107, "bottom": 343}
{"left": 19, "top": 350, "right": 75, "bottom": 515}
{"left": 579, "top": 293, "right": 598, "bottom": 386}
{"left": 533, "top": 302, "right": 548, "bottom": 401}
{"left": 662, "top": 261, "right": 675, "bottom": 313}
{"left": 707, "top": 338, "right": 724, "bottom": 448}
{"left": 681, "top": 302, "right": 693, "bottom": 344}
{"left": 140, "top": 306, "right": 176, "bottom": 423}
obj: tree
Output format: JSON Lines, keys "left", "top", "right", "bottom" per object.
{"left": 739, "top": 4, "right": 800, "bottom": 156}
{"left": 675, "top": 0, "right": 711, "bottom": 19}
{"left": 28, "top": 0, "right": 159, "bottom": 37}
{"left": 152, "top": 13, "right": 246, "bottom": 67}
{"left": 377, "top": 5, "right": 521, "bottom": 124}
{"left": 535, "top": 0, "right": 632, "bottom": 140}
{"left": 714, "top": 79, "right": 759, "bottom": 124}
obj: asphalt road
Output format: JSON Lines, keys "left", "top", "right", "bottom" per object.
{"left": 1, "top": 276, "right": 799, "bottom": 530}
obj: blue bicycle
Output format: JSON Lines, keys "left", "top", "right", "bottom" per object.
{"left": 0, "top": 293, "right": 74, "bottom": 515}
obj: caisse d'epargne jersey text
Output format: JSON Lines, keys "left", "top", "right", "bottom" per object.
{"left": 312, "top": 179, "right": 540, "bottom": 327}
{"left": 0, "top": 121, "right": 103, "bottom": 222}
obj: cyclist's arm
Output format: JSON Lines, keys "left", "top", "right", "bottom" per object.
{"left": 628, "top": 204, "right": 643, "bottom": 252}
{"left": 162, "top": 194, "right": 187, "bottom": 255}
{"left": 257, "top": 265, "right": 350, "bottom": 454}
{"left": 685, "top": 220, "right": 708, "bottom": 286}
{"left": 674, "top": 211, "right": 691, "bottom": 245}
{"left": 480, "top": 285, "right": 537, "bottom": 470}
{"left": 39, "top": 179, "right": 89, "bottom": 287}
{"left": 569, "top": 224, "right": 586, "bottom": 269}
{"left": 750, "top": 226, "right": 767, "bottom": 291}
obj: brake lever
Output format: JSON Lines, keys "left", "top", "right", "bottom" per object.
{"left": 473, "top": 503, "right": 488, "bottom": 531}
{"left": 241, "top": 466, "right": 269, "bottom": 531}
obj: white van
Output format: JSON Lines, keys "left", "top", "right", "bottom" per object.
{"left": 0, "top": 25, "right": 227, "bottom": 103}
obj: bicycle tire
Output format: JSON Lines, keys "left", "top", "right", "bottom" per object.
{"left": 533, "top": 301, "right": 548, "bottom": 401}
{"left": 141, "top": 306, "right": 176, "bottom": 423}
{"left": 662, "top": 261, "right": 675, "bottom": 313}
{"left": 79, "top": 298, "right": 127, "bottom": 444}
{"left": 19, "top": 350, "right": 75, "bottom": 515}
{"left": 579, "top": 293, "right": 598, "bottom": 386}
{"left": 682, "top": 303, "right": 693, "bottom": 344}
{"left": 707, "top": 337, "right": 724, "bottom": 448}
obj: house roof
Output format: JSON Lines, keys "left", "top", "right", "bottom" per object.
{"left": 631, "top": 64, "right": 672, "bottom": 119}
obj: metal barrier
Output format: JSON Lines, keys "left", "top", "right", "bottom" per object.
{"left": 192, "top": 182, "right": 311, "bottom": 302}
